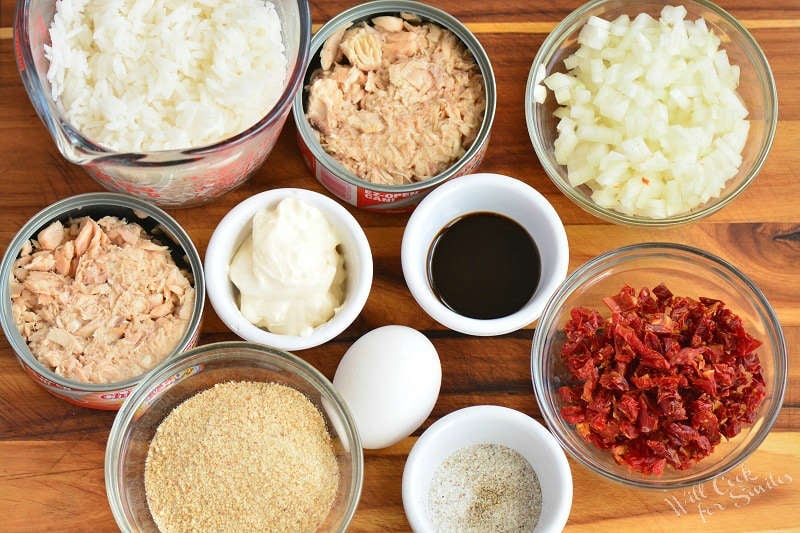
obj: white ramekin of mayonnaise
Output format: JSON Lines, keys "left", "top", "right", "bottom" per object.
{"left": 205, "top": 188, "right": 373, "bottom": 350}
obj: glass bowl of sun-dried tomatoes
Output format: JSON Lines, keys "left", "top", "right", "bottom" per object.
{"left": 531, "top": 242, "right": 787, "bottom": 488}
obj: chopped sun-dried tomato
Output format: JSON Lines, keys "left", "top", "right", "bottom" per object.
{"left": 558, "top": 284, "right": 766, "bottom": 474}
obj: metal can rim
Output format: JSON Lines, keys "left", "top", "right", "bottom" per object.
{"left": 0, "top": 192, "right": 206, "bottom": 393}
{"left": 291, "top": 0, "right": 497, "bottom": 193}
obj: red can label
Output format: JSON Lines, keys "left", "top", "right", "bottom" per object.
{"left": 318, "top": 163, "right": 357, "bottom": 205}
{"left": 356, "top": 187, "right": 421, "bottom": 209}
{"left": 21, "top": 362, "right": 130, "bottom": 410}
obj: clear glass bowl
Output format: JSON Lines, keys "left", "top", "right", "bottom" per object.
{"left": 524, "top": 0, "right": 778, "bottom": 226}
{"left": 14, "top": 0, "right": 311, "bottom": 207}
{"left": 105, "top": 342, "right": 363, "bottom": 531}
{"left": 531, "top": 243, "right": 787, "bottom": 488}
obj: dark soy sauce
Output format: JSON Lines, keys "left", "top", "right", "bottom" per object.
{"left": 427, "top": 212, "right": 541, "bottom": 320}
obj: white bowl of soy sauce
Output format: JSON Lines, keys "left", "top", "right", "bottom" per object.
{"left": 401, "top": 173, "right": 569, "bottom": 336}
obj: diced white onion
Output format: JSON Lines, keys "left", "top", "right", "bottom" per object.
{"left": 538, "top": 5, "right": 750, "bottom": 218}
{"left": 532, "top": 64, "right": 547, "bottom": 104}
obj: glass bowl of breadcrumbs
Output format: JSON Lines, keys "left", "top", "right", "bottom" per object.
{"left": 105, "top": 341, "right": 363, "bottom": 532}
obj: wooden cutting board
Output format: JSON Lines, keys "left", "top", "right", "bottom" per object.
{"left": 0, "top": 1, "right": 797, "bottom": 530}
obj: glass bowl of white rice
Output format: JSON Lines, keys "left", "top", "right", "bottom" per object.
{"left": 525, "top": 0, "right": 777, "bottom": 226}
{"left": 14, "top": 0, "right": 311, "bottom": 207}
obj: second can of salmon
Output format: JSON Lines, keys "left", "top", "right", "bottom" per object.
{"left": 292, "top": 0, "right": 496, "bottom": 212}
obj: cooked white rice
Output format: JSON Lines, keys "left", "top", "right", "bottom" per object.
{"left": 45, "top": 0, "right": 287, "bottom": 152}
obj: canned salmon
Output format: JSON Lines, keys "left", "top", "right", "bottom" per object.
{"left": 292, "top": 0, "right": 496, "bottom": 212}
{"left": 0, "top": 193, "right": 205, "bottom": 410}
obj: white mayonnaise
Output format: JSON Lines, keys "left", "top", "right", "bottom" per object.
{"left": 229, "top": 198, "right": 346, "bottom": 336}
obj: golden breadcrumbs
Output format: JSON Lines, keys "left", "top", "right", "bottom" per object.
{"left": 144, "top": 381, "right": 339, "bottom": 532}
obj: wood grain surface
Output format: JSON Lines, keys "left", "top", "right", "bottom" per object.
{"left": 0, "top": 1, "right": 798, "bottom": 531}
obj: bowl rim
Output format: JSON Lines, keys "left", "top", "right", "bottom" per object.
{"left": 0, "top": 192, "right": 205, "bottom": 392}
{"left": 105, "top": 340, "right": 364, "bottom": 533}
{"left": 204, "top": 187, "right": 373, "bottom": 350}
{"left": 14, "top": 0, "right": 312, "bottom": 158}
{"left": 523, "top": 0, "right": 779, "bottom": 227}
{"left": 401, "top": 172, "right": 569, "bottom": 336}
{"left": 530, "top": 242, "right": 788, "bottom": 488}
{"left": 401, "top": 404, "right": 573, "bottom": 532}
{"left": 291, "top": 0, "right": 497, "bottom": 193}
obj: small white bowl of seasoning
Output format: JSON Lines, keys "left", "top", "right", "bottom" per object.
{"left": 401, "top": 173, "right": 569, "bottom": 336}
{"left": 402, "top": 405, "right": 572, "bottom": 532}
{"left": 205, "top": 188, "right": 373, "bottom": 350}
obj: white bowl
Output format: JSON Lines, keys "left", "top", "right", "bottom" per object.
{"left": 205, "top": 188, "right": 373, "bottom": 350}
{"left": 402, "top": 405, "right": 573, "bottom": 533}
{"left": 401, "top": 173, "right": 569, "bottom": 336}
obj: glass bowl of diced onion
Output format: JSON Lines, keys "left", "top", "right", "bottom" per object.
{"left": 524, "top": 0, "right": 777, "bottom": 226}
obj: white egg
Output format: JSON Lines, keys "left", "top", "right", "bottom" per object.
{"left": 333, "top": 325, "right": 441, "bottom": 450}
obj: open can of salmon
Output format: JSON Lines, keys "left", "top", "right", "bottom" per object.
{"left": 0, "top": 193, "right": 205, "bottom": 410}
{"left": 292, "top": 0, "right": 496, "bottom": 212}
